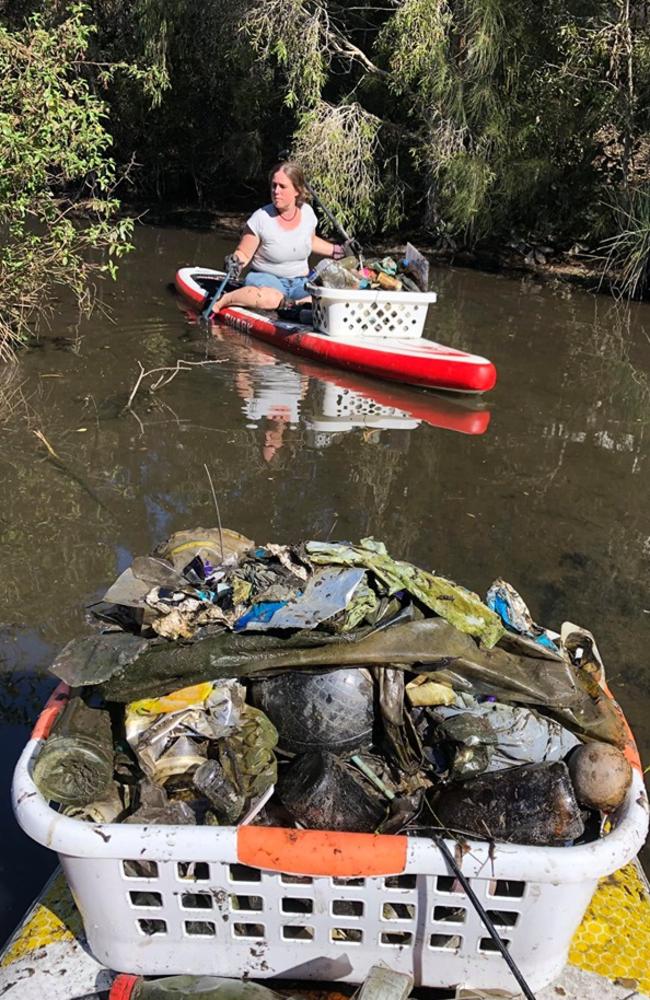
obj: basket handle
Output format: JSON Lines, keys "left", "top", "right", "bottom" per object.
{"left": 238, "top": 826, "right": 407, "bottom": 877}
{"left": 31, "top": 682, "right": 71, "bottom": 740}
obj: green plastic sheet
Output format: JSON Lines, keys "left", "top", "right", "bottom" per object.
{"left": 51, "top": 618, "right": 625, "bottom": 745}
{"left": 305, "top": 538, "right": 505, "bottom": 648}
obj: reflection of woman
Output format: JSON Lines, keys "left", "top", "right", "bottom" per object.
{"left": 234, "top": 359, "right": 308, "bottom": 463}
{"left": 211, "top": 161, "right": 347, "bottom": 313}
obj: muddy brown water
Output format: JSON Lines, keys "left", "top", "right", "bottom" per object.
{"left": 1, "top": 224, "right": 648, "bottom": 944}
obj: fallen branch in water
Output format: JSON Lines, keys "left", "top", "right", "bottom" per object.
{"left": 123, "top": 358, "right": 226, "bottom": 412}
{"left": 33, "top": 429, "right": 113, "bottom": 514}
{"left": 33, "top": 429, "right": 62, "bottom": 460}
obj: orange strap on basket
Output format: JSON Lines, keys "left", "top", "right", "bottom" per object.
{"left": 238, "top": 827, "right": 407, "bottom": 877}
{"left": 31, "top": 682, "right": 71, "bottom": 740}
{"left": 599, "top": 677, "right": 642, "bottom": 773}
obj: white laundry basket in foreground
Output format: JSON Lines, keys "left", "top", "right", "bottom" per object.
{"left": 310, "top": 286, "right": 438, "bottom": 339}
{"left": 13, "top": 682, "right": 648, "bottom": 994}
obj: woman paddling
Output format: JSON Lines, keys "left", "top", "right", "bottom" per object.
{"left": 211, "top": 161, "right": 347, "bottom": 314}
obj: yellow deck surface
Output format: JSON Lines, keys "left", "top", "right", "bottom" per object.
{"left": 570, "top": 861, "right": 650, "bottom": 993}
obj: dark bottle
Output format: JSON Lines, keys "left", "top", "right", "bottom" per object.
{"left": 110, "top": 974, "right": 286, "bottom": 1000}
{"left": 431, "top": 761, "right": 585, "bottom": 846}
{"left": 277, "top": 750, "right": 386, "bottom": 832}
{"left": 251, "top": 666, "right": 374, "bottom": 754}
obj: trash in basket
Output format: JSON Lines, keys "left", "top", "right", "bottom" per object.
{"left": 31, "top": 526, "right": 641, "bottom": 851}
{"left": 312, "top": 244, "right": 430, "bottom": 294}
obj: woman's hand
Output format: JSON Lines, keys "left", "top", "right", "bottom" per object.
{"left": 224, "top": 253, "right": 244, "bottom": 278}
{"left": 225, "top": 228, "right": 260, "bottom": 276}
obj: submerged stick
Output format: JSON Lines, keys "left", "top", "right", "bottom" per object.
{"left": 33, "top": 429, "right": 62, "bottom": 461}
{"left": 33, "top": 429, "right": 113, "bottom": 515}
{"left": 123, "top": 359, "right": 226, "bottom": 413}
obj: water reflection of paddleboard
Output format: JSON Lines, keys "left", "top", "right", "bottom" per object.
{"left": 296, "top": 355, "right": 491, "bottom": 436}
{"left": 175, "top": 267, "right": 497, "bottom": 394}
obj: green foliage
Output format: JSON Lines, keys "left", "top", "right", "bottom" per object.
{"left": 292, "top": 100, "right": 404, "bottom": 235}
{"left": 0, "top": 4, "right": 140, "bottom": 357}
{"left": 243, "top": 0, "right": 327, "bottom": 110}
{"left": 83, "top": 0, "right": 282, "bottom": 203}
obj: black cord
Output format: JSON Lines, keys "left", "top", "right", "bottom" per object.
{"left": 433, "top": 835, "right": 537, "bottom": 1000}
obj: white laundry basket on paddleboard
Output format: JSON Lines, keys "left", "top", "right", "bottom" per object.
{"left": 310, "top": 286, "right": 438, "bottom": 339}
{"left": 13, "top": 682, "right": 648, "bottom": 993}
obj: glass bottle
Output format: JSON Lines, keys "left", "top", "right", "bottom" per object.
{"left": 110, "top": 975, "right": 286, "bottom": 1000}
{"left": 33, "top": 697, "right": 114, "bottom": 806}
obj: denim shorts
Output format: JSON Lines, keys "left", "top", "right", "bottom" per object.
{"left": 244, "top": 271, "right": 311, "bottom": 301}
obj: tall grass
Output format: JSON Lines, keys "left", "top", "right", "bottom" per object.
{"left": 598, "top": 189, "right": 650, "bottom": 300}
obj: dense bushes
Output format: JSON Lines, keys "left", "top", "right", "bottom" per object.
{"left": 0, "top": 5, "right": 145, "bottom": 355}
{"left": 96, "top": 0, "right": 650, "bottom": 259}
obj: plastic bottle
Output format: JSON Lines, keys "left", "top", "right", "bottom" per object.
{"left": 193, "top": 758, "right": 245, "bottom": 823}
{"left": 378, "top": 271, "right": 403, "bottom": 290}
{"left": 33, "top": 697, "right": 114, "bottom": 806}
{"left": 313, "top": 259, "right": 360, "bottom": 289}
{"left": 377, "top": 271, "right": 403, "bottom": 291}
{"left": 431, "top": 760, "right": 585, "bottom": 845}
{"left": 110, "top": 975, "right": 286, "bottom": 1000}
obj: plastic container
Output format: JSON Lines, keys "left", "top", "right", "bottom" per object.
{"left": 13, "top": 682, "right": 648, "bottom": 994}
{"left": 310, "top": 285, "right": 438, "bottom": 340}
{"left": 276, "top": 751, "right": 386, "bottom": 832}
{"left": 250, "top": 667, "right": 375, "bottom": 754}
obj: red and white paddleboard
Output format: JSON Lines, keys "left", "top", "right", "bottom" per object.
{"left": 175, "top": 267, "right": 497, "bottom": 394}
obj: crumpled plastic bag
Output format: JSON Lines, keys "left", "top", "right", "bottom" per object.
{"left": 406, "top": 675, "right": 456, "bottom": 706}
{"left": 145, "top": 587, "right": 229, "bottom": 640}
{"left": 234, "top": 567, "right": 366, "bottom": 633}
{"left": 216, "top": 705, "right": 279, "bottom": 808}
{"left": 153, "top": 526, "right": 254, "bottom": 572}
{"left": 432, "top": 698, "right": 581, "bottom": 778}
{"left": 258, "top": 543, "right": 308, "bottom": 581}
{"left": 51, "top": 616, "right": 628, "bottom": 748}
{"left": 486, "top": 578, "right": 558, "bottom": 651}
{"left": 125, "top": 680, "right": 245, "bottom": 780}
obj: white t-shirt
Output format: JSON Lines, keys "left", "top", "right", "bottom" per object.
{"left": 247, "top": 203, "right": 317, "bottom": 278}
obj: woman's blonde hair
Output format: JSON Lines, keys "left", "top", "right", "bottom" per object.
{"left": 268, "top": 161, "right": 310, "bottom": 207}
